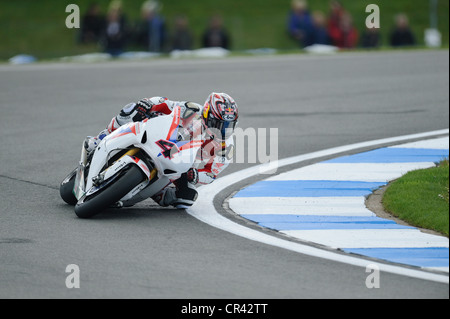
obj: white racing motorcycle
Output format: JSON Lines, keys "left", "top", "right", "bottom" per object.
{"left": 59, "top": 105, "right": 203, "bottom": 218}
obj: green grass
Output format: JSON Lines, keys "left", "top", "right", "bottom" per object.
{"left": 1, "top": 0, "right": 449, "bottom": 60}
{"left": 382, "top": 159, "right": 449, "bottom": 237}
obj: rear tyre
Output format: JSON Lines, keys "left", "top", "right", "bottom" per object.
{"left": 60, "top": 168, "right": 77, "bottom": 205}
{"left": 74, "top": 165, "right": 145, "bottom": 219}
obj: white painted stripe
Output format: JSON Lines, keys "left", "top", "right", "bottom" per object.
{"left": 229, "top": 197, "right": 374, "bottom": 216}
{"left": 187, "top": 129, "right": 449, "bottom": 283}
{"left": 281, "top": 229, "right": 450, "bottom": 249}
{"left": 390, "top": 136, "right": 449, "bottom": 149}
{"left": 267, "top": 162, "right": 436, "bottom": 182}
{"left": 429, "top": 267, "right": 450, "bottom": 272}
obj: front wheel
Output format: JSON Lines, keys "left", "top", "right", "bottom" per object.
{"left": 60, "top": 168, "right": 77, "bottom": 205}
{"left": 74, "top": 165, "right": 145, "bottom": 219}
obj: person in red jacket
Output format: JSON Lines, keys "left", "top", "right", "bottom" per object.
{"left": 327, "top": 1, "right": 358, "bottom": 49}
{"left": 85, "top": 92, "right": 239, "bottom": 208}
{"left": 333, "top": 12, "right": 359, "bottom": 49}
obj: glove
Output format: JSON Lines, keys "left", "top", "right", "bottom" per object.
{"left": 186, "top": 168, "right": 199, "bottom": 185}
{"left": 132, "top": 99, "right": 153, "bottom": 121}
{"left": 137, "top": 98, "right": 153, "bottom": 110}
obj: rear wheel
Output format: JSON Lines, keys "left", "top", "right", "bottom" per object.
{"left": 60, "top": 168, "right": 77, "bottom": 205}
{"left": 74, "top": 165, "right": 145, "bottom": 219}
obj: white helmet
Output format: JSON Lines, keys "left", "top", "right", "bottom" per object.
{"left": 202, "top": 92, "right": 239, "bottom": 140}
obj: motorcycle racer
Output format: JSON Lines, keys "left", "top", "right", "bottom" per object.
{"left": 84, "top": 92, "right": 239, "bottom": 208}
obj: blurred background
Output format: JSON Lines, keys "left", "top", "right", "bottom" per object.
{"left": 0, "top": 0, "right": 449, "bottom": 61}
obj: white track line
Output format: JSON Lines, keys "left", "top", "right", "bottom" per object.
{"left": 187, "top": 129, "right": 449, "bottom": 283}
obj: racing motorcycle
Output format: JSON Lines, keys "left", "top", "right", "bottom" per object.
{"left": 59, "top": 105, "right": 203, "bottom": 218}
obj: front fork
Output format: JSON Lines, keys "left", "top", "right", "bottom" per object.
{"left": 73, "top": 141, "right": 88, "bottom": 200}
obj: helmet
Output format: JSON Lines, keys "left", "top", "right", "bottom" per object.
{"left": 202, "top": 92, "right": 239, "bottom": 140}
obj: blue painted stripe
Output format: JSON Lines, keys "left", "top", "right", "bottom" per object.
{"left": 324, "top": 148, "right": 449, "bottom": 163}
{"left": 241, "top": 215, "right": 412, "bottom": 230}
{"left": 234, "top": 180, "right": 386, "bottom": 198}
{"left": 344, "top": 247, "right": 449, "bottom": 268}
{"left": 242, "top": 215, "right": 396, "bottom": 224}
{"left": 259, "top": 222, "right": 413, "bottom": 230}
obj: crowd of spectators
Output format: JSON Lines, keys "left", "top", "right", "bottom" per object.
{"left": 78, "top": 0, "right": 230, "bottom": 56}
{"left": 78, "top": 0, "right": 418, "bottom": 56}
{"left": 287, "top": 0, "right": 416, "bottom": 49}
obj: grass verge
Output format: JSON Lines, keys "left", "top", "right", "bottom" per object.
{"left": 382, "top": 159, "right": 449, "bottom": 237}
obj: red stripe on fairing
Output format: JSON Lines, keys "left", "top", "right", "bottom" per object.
{"left": 166, "top": 106, "right": 180, "bottom": 141}
{"left": 130, "top": 123, "right": 137, "bottom": 135}
{"left": 109, "top": 123, "right": 138, "bottom": 139}
{"left": 179, "top": 140, "right": 203, "bottom": 151}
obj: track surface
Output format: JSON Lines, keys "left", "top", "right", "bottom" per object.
{"left": 0, "top": 50, "right": 448, "bottom": 298}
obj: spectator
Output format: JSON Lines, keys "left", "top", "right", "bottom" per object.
{"left": 79, "top": 2, "right": 105, "bottom": 44}
{"left": 390, "top": 14, "right": 416, "bottom": 47}
{"left": 202, "top": 15, "right": 230, "bottom": 49}
{"left": 327, "top": 0, "right": 345, "bottom": 46}
{"left": 102, "top": 0, "right": 128, "bottom": 56}
{"left": 171, "top": 15, "right": 193, "bottom": 51}
{"left": 361, "top": 27, "right": 381, "bottom": 49}
{"left": 287, "top": 0, "right": 314, "bottom": 47}
{"left": 309, "top": 11, "right": 331, "bottom": 45}
{"left": 337, "top": 12, "right": 359, "bottom": 48}
{"left": 134, "top": 1, "right": 167, "bottom": 52}
{"left": 327, "top": 0, "right": 358, "bottom": 48}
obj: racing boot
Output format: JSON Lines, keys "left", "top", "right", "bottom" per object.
{"left": 84, "top": 130, "right": 108, "bottom": 156}
{"left": 84, "top": 136, "right": 100, "bottom": 155}
{"left": 152, "top": 174, "right": 198, "bottom": 209}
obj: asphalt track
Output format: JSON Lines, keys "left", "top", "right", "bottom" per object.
{"left": 0, "top": 50, "right": 448, "bottom": 299}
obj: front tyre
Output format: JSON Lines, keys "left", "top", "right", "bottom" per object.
{"left": 60, "top": 168, "right": 77, "bottom": 205}
{"left": 74, "top": 165, "right": 145, "bottom": 219}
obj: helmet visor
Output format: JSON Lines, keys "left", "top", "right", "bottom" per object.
{"left": 207, "top": 117, "right": 237, "bottom": 139}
